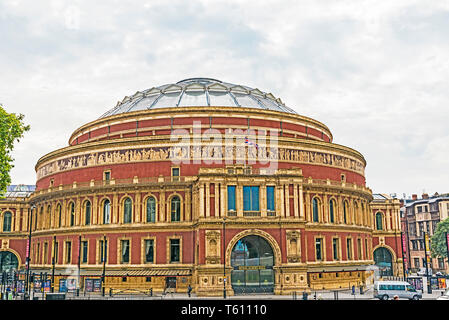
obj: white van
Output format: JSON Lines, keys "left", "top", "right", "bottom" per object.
{"left": 373, "top": 281, "right": 422, "bottom": 300}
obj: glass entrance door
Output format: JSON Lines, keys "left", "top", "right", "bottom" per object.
{"left": 230, "top": 235, "right": 275, "bottom": 294}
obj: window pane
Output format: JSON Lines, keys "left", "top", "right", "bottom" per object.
{"left": 170, "top": 239, "right": 180, "bottom": 262}
{"left": 147, "top": 197, "right": 156, "bottom": 222}
{"left": 243, "top": 186, "right": 251, "bottom": 211}
{"left": 103, "top": 200, "right": 111, "bottom": 224}
{"left": 251, "top": 187, "right": 259, "bottom": 211}
{"left": 85, "top": 202, "right": 91, "bottom": 225}
{"left": 313, "top": 198, "right": 319, "bottom": 222}
{"left": 267, "top": 186, "right": 275, "bottom": 212}
{"left": 121, "top": 240, "right": 130, "bottom": 263}
{"left": 124, "top": 198, "right": 132, "bottom": 223}
{"left": 145, "top": 240, "right": 154, "bottom": 263}
{"left": 329, "top": 200, "right": 334, "bottom": 223}
{"left": 171, "top": 196, "right": 181, "bottom": 221}
{"left": 227, "top": 186, "right": 236, "bottom": 211}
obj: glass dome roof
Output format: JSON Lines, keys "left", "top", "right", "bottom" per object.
{"left": 99, "top": 78, "right": 297, "bottom": 118}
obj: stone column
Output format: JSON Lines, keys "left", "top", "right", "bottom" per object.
{"left": 261, "top": 184, "right": 267, "bottom": 217}
{"left": 199, "top": 184, "right": 205, "bottom": 217}
{"left": 299, "top": 185, "right": 305, "bottom": 219}
{"left": 206, "top": 182, "right": 210, "bottom": 218}
{"left": 112, "top": 193, "right": 119, "bottom": 224}
{"left": 293, "top": 184, "right": 299, "bottom": 218}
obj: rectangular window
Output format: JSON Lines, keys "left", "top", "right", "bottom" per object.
{"left": 144, "top": 239, "right": 154, "bottom": 263}
{"left": 346, "top": 238, "right": 352, "bottom": 260}
{"left": 243, "top": 186, "right": 260, "bottom": 212}
{"left": 43, "top": 242, "right": 48, "bottom": 264}
{"left": 99, "top": 240, "right": 108, "bottom": 263}
{"left": 170, "top": 239, "right": 180, "bottom": 263}
{"left": 364, "top": 239, "right": 368, "bottom": 260}
{"left": 172, "top": 167, "right": 180, "bottom": 181}
{"left": 357, "top": 239, "right": 362, "bottom": 260}
{"left": 315, "top": 238, "right": 323, "bottom": 261}
{"left": 81, "top": 241, "right": 88, "bottom": 263}
{"left": 267, "top": 186, "right": 275, "bottom": 212}
{"left": 121, "top": 240, "right": 130, "bottom": 263}
{"left": 104, "top": 171, "right": 111, "bottom": 181}
{"left": 333, "top": 238, "right": 339, "bottom": 260}
{"left": 65, "top": 241, "right": 72, "bottom": 264}
{"left": 227, "top": 186, "right": 236, "bottom": 212}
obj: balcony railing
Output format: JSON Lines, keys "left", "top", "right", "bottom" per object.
{"left": 41, "top": 176, "right": 190, "bottom": 194}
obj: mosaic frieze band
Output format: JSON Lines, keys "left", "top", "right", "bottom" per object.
{"left": 36, "top": 145, "right": 365, "bottom": 180}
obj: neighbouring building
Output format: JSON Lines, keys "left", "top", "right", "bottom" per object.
{"left": 402, "top": 193, "right": 449, "bottom": 275}
{"left": 0, "top": 77, "right": 403, "bottom": 296}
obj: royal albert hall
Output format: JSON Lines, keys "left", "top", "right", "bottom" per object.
{"left": 0, "top": 78, "right": 404, "bottom": 296}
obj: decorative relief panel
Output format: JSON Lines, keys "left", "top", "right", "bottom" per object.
{"left": 286, "top": 230, "right": 301, "bottom": 263}
{"left": 205, "top": 230, "right": 221, "bottom": 264}
{"left": 37, "top": 145, "right": 365, "bottom": 180}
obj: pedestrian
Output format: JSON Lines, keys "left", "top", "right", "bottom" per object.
{"left": 302, "top": 291, "right": 308, "bottom": 300}
{"left": 187, "top": 284, "right": 192, "bottom": 298}
{"left": 351, "top": 285, "right": 355, "bottom": 295}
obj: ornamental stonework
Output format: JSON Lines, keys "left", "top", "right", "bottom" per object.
{"left": 37, "top": 145, "right": 365, "bottom": 180}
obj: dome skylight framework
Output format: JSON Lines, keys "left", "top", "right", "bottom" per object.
{"left": 100, "top": 78, "right": 297, "bottom": 118}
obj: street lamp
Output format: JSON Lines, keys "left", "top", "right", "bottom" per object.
{"left": 223, "top": 217, "right": 226, "bottom": 299}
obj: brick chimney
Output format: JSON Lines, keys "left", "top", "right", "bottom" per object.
{"left": 422, "top": 193, "right": 429, "bottom": 199}
{"left": 412, "top": 194, "right": 417, "bottom": 200}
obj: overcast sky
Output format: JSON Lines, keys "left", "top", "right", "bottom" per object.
{"left": 1, "top": 0, "right": 448, "bottom": 198}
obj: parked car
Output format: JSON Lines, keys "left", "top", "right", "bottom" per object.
{"left": 437, "top": 289, "right": 449, "bottom": 300}
{"left": 374, "top": 281, "right": 422, "bottom": 300}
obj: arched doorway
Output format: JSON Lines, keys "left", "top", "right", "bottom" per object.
{"left": 230, "top": 235, "right": 274, "bottom": 294}
{"left": 0, "top": 251, "right": 19, "bottom": 273}
{"left": 373, "top": 247, "right": 393, "bottom": 276}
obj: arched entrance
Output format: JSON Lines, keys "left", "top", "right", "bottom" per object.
{"left": 0, "top": 251, "right": 19, "bottom": 273}
{"left": 373, "top": 247, "right": 393, "bottom": 276}
{"left": 230, "top": 235, "right": 274, "bottom": 294}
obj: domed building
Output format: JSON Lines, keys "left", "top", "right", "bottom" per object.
{"left": 0, "top": 78, "right": 403, "bottom": 296}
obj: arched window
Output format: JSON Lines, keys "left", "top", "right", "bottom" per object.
{"left": 146, "top": 197, "right": 156, "bottom": 223}
{"left": 103, "top": 199, "right": 111, "bottom": 224}
{"left": 3, "top": 211, "right": 12, "bottom": 232}
{"left": 171, "top": 196, "right": 181, "bottom": 222}
{"left": 376, "top": 212, "right": 383, "bottom": 230}
{"left": 57, "top": 204, "right": 62, "bottom": 228}
{"left": 123, "top": 197, "right": 132, "bottom": 224}
{"left": 354, "top": 201, "right": 358, "bottom": 225}
{"left": 85, "top": 201, "right": 91, "bottom": 225}
{"left": 312, "top": 198, "right": 319, "bottom": 222}
{"left": 329, "top": 199, "right": 335, "bottom": 223}
{"left": 47, "top": 205, "right": 51, "bottom": 229}
{"left": 69, "top": 202, "right": 75, "bottom": 227}
{"left": 343, "top": 201, "right": 348, "bottom": 224}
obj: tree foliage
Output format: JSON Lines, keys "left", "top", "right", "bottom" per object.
{"left": 430, "top": 218, "right": 449, "bottom": 260}
{"left": 0, "top": 104, "right": 30, "bottom": 197}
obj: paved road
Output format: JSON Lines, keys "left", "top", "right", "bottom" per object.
{"left": 16, "top": 285, "right": 446, "bottom": 300}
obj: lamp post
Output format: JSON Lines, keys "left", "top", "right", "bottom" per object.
{"left": 223, "top": 217, "right": 226, "bottom": 299}
{"left": 51, "top": 236, "right": 56, "bottom": 293}
{"left": 24, "top": 204, "right": 35, "bottom": 299}
{"left": 101, "top": 236, "right": 107, "bottom": 297}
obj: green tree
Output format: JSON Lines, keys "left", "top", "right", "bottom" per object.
{"left": 430, "top": 218, "right": 449, "bottom": 261}
{"left": 0, "top": 104, "right": 30, "bottom": 198}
